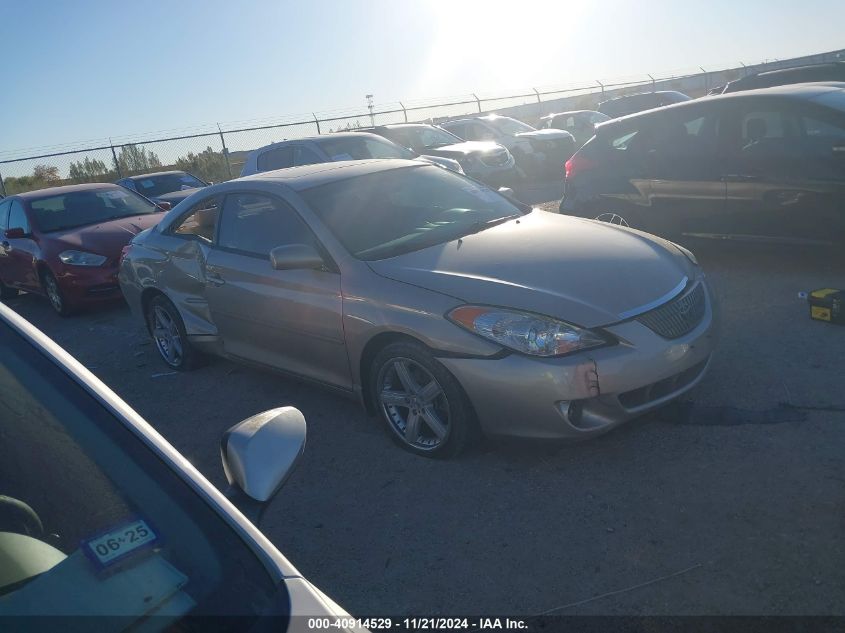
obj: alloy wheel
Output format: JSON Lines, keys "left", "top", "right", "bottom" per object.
{"left": 44, "top": 274, "right": 63, "bottom": 313}
{"left": 152, "top": 305, "right": 184, "bottom": 367}
{"left": 377, "top": 357, "right": 451, "bottom": 451}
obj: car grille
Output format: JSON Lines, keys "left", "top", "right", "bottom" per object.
{"left": 480, "top": 149, "right": 510, "bottom": 167}
{"left": 637, "top": 282, "right": 706, "bottom": 339}
{"left": 617, "top": 359, "right": 709, "bottom": 409}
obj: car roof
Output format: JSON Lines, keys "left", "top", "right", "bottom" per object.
{"left": 15, "top": 182, "right": 123, "bottom": 200}
{"left": 250, "top": 132, "right": 386, "bottom": 153}
{"left": 125, "top": 170, "right": 189, "bottom": 181}
{"left": 599, "top": 90, "right": 688, "bottom": 105}
{"left": 378, "top": 123, "right": 436, "bottom": 129}
{"left": 541, "top": 110, "right": 598, "bottom": 119}
{"left": 238, "top": 158, "right": 423, "bottom": 191}
{"left": 596, "top": 82, "right": 845, "bottom": 130}
{"left": 749, "top": 61, "right": 845, "bottom": 79}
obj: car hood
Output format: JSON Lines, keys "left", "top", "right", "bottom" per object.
{"left": 367, "top": 211, "right": 695, "bottom": 328}
{"left": 48, "top": 214, "right": 164, "bottom": 258}
{"left": 514, "top": 129, "right": 574, "bottom": 141}
{"left": 153, "top": 188, "right": 202, "bottom": 204}
{"left": 424, "top": 141, "right": 504, "bottom": 158}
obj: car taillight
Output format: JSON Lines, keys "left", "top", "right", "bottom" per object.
{"left": 565, "top": 154, "right": 597, "bottom": 179}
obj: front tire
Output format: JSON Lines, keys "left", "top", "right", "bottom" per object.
{"left": 146, "top": 295, "right": 203, "bottom": 371}
{"left": 41, "top": 270, "right": 73, "bottom": 316}
{"left": 370, "top": 341, "right": 476, "bottom": 458}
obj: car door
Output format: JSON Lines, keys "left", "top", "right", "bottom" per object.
{"left": 3, "top": 200, "right": 41, "bottom": 291}
{"left": 203, "top": 191, "right": 349, "bottom": 389}
{"left": 720, "top": 97, "right": 845, "bottom": 243}
{"left": 636, "top": 104, "right": 728, "bottom": 237}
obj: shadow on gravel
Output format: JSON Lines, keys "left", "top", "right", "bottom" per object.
{"left": 655, "top": 401, "right": 808, "bottom": 426}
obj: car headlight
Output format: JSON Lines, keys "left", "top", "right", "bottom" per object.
{"left": 448, "top": 306, "right": 609, "bottom": 357}
{"left": 59, "top": 250, "right": 107, "bottom": 266}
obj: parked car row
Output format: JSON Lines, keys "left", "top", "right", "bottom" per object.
{"left": 559, "top": 82, "right": 845, "bottom": 245}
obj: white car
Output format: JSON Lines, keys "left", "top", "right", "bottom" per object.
{"left": 0, "top": 302, "right": 360, "bottom": 630}
{"left": 440, "top": 114, "right": 576, "bottom": 178}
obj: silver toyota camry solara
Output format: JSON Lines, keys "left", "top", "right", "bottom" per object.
{"left": 119, "top": 159, "right": 718, "bottom": 458}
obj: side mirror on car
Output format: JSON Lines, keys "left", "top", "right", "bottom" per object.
{"left": 497, "top": 187, "right": 517, "bottom": 200}
{"left": 270, "top": 244, "right": 324, "bottom": 271}
{"left": 221, "top": 406, "right": 307, "bottom": 524}
{"left": 156, "top": 201, "right": 172, "bottom": 211}
{"left": 4, "top": 228, "right": 27, "bottom": 239}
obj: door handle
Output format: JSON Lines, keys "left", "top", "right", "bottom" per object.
{"left": 206, "top": 271, "right": 225, "bottom": 286}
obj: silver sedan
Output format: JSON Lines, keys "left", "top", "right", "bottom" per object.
{"left": 119, "top": 160, "right": 718, "bottom": 458}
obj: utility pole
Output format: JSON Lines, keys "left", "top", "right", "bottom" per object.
{"left": 366, "top": 94, "right": 375, "bottom": 126}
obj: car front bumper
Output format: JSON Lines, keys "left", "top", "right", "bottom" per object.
{"left": 55, "top": 264, "right": 124, "bottom": 307}
{"left": 438, "top": 281, "right": 718, "bottom": 439}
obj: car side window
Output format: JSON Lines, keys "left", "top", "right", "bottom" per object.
{"left": 217, "top": 193, "right": 315, "bottom": 259}
{"left": 256, "top": 146, "right": 294, "bottom": 172}
{"left": 8, "top": 201, "right": 30, "bottom": 234}
{"left": 444, "top": 122, "right": 465, "bottom": 139}
{"left": 170, "top": 196, "right": 221, "bottom": 242}
{"left": 293, "top": 146, "right": 322, "bottom": 167}
{"left": 0, "top": 200, "right": 11, "bottom": 231}
{"left": 467, "top": 123, "right": 494, "bottom": 141}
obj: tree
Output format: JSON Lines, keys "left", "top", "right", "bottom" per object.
{"left": 32, "top": 164, "right": 60, "bottom": 184}
{"left": 2, "top": 163, "right": 62, "bottom": 194}
{"left": 174, "top": 146, "right": 231, "bottom": 184}
{"left": 69, "top": 157, "right": 111, "bottom": 183}
{"left": 116, "top": 144, "right": 162, "bottom": 175}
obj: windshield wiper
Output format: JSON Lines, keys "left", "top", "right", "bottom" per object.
{"left": 460, "top": 213, "right": 522, "bottom": 238}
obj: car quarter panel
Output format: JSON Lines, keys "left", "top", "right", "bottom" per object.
{"left": 120, "top": 231, "right": 220, "bottom": 338}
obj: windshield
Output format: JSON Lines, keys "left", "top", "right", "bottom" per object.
{"left": 302, "top": 165, "right": 524, "bottom": 260}
{"left": 485, "top": 117, "right": 535, "bottom": 135}
{"left": 130, "top": 173, "right": 206, "bottom": 197}
{"left": 386, "top": 126, "right": 463, "bottom": 151}
{"left": 30, "top": 189, "right": 158, "bottom": 232}
{"left": 316, "top": 136, "right": 414, "bottom": 160}
{"left": 0, "top": 320, "right": 286, "bottom": 627}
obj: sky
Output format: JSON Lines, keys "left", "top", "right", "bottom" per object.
{"left": 1, "top": 0, "right": 844, "bottom": 157}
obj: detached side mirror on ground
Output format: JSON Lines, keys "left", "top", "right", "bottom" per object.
{"left": 221, "top": 406, "right": 307, "bottom": 523}
{"left": 270, "top": 244, "right": 324, "bottom": 271}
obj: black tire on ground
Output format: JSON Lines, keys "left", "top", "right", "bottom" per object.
{"left": 40, "top": 270, "right": 74, "bottom": 316}
{"left": 369, "top": 340, "right": 478, "bottom": 459}
{"left": 0, "top": 278, "right": 18, "bottom": 301}
{"left": 146, "top": 295, "right": 204, "bottom": 371}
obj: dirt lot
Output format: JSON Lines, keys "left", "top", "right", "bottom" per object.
{"left": 5, "top": 192, "right": 845, "bottom": 616}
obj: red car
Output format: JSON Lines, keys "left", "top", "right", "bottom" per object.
{"left": 0, "top": 183, "right": 169, "bottom": 315}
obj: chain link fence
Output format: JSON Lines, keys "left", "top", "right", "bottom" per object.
{"left": 2, "top": 48, "right": 842, "bottom": 197}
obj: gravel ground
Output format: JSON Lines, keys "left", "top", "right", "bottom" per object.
{"left": 5, "top": 188, "right": 845, "bottom": 617}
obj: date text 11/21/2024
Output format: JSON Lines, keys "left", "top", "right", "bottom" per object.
{"left": 306, "top": 617, "right": 529, "bottom": 630}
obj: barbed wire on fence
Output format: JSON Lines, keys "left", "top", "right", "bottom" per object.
{"left": 2, "top": 48, "right": 842, "bottom": 197}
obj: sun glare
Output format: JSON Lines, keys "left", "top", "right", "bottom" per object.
{"left": 418, "top": 0, "right": 587, "bottom": 95}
